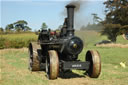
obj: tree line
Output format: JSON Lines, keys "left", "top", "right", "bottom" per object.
{"left": 0, "top": 20, "right": 49, "bottom": 34}
{"left": 0, "top": 20, "right": 31, "bottom": 33}
{"left": 101, "top": 0, "right": 128, "bottom": 42}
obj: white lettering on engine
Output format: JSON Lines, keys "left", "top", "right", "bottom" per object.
{"left": 72, "top": 64, "right": 82, "bottom": 68}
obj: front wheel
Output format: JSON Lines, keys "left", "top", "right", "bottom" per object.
{"left": 86, "top": 50, "right": 101, "bottom": 78}
{"left": 46, "top": 50, "right": 59, "bottom": 79}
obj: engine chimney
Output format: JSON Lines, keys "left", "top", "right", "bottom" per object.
{"left": 66, "top": 5, "right": 75, "bottom": 36}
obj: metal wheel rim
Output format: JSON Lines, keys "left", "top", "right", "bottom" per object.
{"left": 86, "top": 50, "right": 101, "bottom": 78}
{"left": 28, "top": 46, "right": 33, "bottom": 71}
{"left": 46, "top": 50, "right": 59, "bottom": 79}
{"left": 46, "top": 57, "right": 50, "bottom": 79}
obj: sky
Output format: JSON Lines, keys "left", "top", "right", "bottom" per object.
{"left": 0, "top": 0, "right": 106, "bottom": 31}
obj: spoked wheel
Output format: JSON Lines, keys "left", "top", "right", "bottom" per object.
{"left": 86, "top": 50, "right": 101, "bottom": 78}
{"left": 46, "top": 50, "right": 59, "bottom": 79}
{"left": 28, "top": 42, "right": 41, "bottom": 71}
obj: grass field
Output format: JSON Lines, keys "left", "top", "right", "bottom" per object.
{"left": 0, "top": 32, "right": 37, "bottom": 49}
{"left": 0, "top": 31, "right": 128, "bottom": 85}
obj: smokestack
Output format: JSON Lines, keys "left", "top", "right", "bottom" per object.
{"left": 66, "top": 5, "right": 75, "bottom": 36}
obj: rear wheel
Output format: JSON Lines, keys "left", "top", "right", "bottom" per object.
{"left": 28, "top": 42, "right": 41, "bottom": 71}
{"left": 86, "top": 50, "right": 101, "bottom": 78}
{"left": 46, "top": 50, "right": 59, "bottom": 79}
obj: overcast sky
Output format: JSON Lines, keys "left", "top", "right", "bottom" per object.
{"left": 0, "top": 0, "right": 106, "bottom": 31}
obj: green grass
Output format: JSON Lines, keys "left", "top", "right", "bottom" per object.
{"left": 1, "top": 30, "right": 128, "bottom": 85}
{"left": 1, "top": 31, "right": 128, "bottom": 49}
{"left": 0, "top": 32, "right": 37, "bottom": 49}
{"left": 1, "top": 49, "right": 48, "bottom": 85}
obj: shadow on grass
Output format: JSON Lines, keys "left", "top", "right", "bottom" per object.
{"left": 59, "top": 70, "right": 86, "bottom": 79}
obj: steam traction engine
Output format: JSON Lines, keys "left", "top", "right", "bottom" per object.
{"left": 28, "top": 5, "right": 101, "bottom": 79}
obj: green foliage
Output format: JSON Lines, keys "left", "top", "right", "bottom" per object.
{"left": 5, "top": 24, "right": 14, "bottom": 30}
{"left": 3, "top": 20, "right": 31, "bottom": 33}
{"left": 24, "top": 26, "right": 32, "bottom": 31}
{"left": 13, "top": 20, "right": 31, "bottom": 32}
{"left": 102, "top": 0, "right": 128, "bottom": 42}
{"left": 41, "top": 22, "right": 48, "bottom": 30}
{"left": 92, "top": 13, "right": 102, "bottom": 24}
{"left": 0, "top": 27, "right": 4, "bottom": 34}
{"left": 0, "top": 37, "right": 6, "bottom": 49}
{"left": 0, "top": 33, "right": 37, "bottom": 49}
{"left": 101, "top": 24, "right": 121, "bottom": 42}
{"left": 5, "top": 24, "right": 14, "bottom": 33}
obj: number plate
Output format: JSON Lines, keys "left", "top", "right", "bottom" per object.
{"left": 62, "top": 61, "right": 90, "bottom": 70}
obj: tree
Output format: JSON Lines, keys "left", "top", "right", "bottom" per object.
{"left": 14, "top": 20, "right": 28, "bottom": 32}
{"left": 5, "top": 24, "right": 14, "bottom": 32}
{"left": 5, "top": 24, "right": 14, "bottom": 30}
{"left": 24, "top": 26, "right": 32, "bottom": 31}
{"left": 41, "top": 22, "right": 48, "bottom": 30}
{"left": 101, "top": 0, "right": 128, "bottom": 42}
{"left": 101, "top": 24, "right": 121, "bottom": 42}
{"left": 92, "top": 13, "right": 102, "bottom": 24}
{"left": 0, "top": 27, "right": 4, "bottom": 33}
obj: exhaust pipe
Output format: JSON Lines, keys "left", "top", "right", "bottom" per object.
{"left": 66, "top": 5, "right": 75, "bottom": 36}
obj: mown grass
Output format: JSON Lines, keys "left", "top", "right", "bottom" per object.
{"left": 76, "top": 31, "right": 128, "bottom": 85}
{"left": 0, "top": 30, "right": 128, "bottom": 85}
{"left": 1, "top": 49, "right": 48, "bottom": 85}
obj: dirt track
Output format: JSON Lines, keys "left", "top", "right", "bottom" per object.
{"left": 96, "top": 43, "right": 128, "bottom": 48}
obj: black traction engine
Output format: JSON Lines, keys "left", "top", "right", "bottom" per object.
{"left": 28, "top": 5, "right": 101, "bottom": 80}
